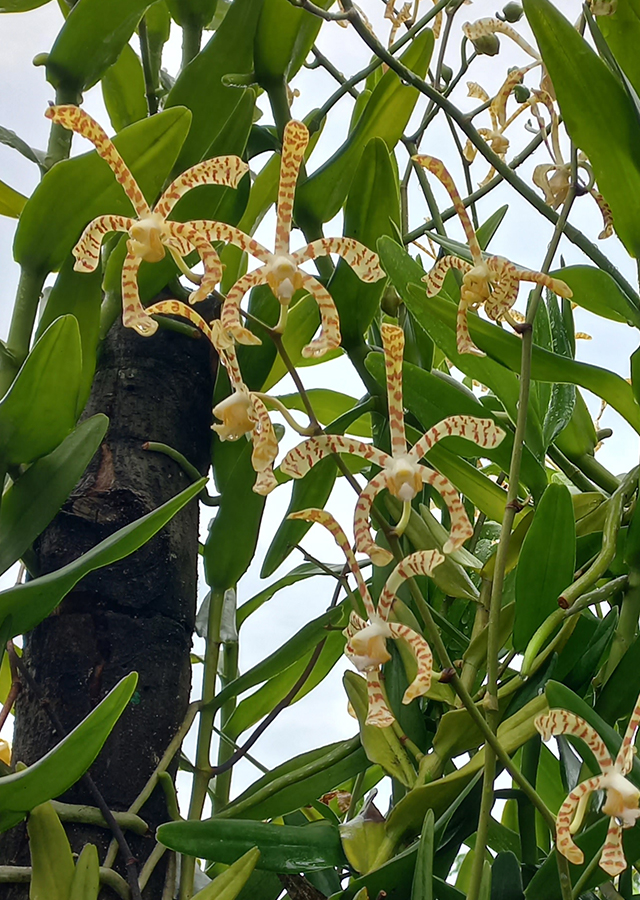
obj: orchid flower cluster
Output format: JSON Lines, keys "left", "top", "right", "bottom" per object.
{"left": 536, "top": 697, "right": 640, "bottom": 877}
{"left": 49, "top": 107, "right": 384, "bottom": 494}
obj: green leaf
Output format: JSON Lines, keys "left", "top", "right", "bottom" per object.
{"left": 0, "top": 179, "right": 27, "bottom": 218}
{"left": 205, "top": 436, "right": 266, "bottom": 591}
{"left": 599, "top": 0, "right": 640, "bottom": 96}
{"left": 411, "top": 810, "right": 434, "bottom": 900}
{"left": 407, "top": 283, "right": 640, "bottom": 435}
{"left": 27, "top": 802, "right": 75, "bottom": 900}
{"left": 327, "top": 137, "right": 401, "bottom": 348}
{"left": 0, "top": 414, "right": 108, "bottom": 576}
{"left": 551, "top": 265, "right": 640, "bottom": 326}
{"left": 0, "top": 0, "right": 51, "bottom": 9}
{"left": 44, "top": 0, "right": 152, "bottom": 92}
{"left": 0, "top": 316, "right": 82, "bottom": 466}
{"left": 165, "top": 0, "right": 263, "bottom": 172}
{"left": 158, "top": 819, "right": 347, "bottom": 873}
{"left": 101, "top": 43, "right": 147, "bottom": 132}
{"left": 68, "top": 844, "right": 100, "bottom": 900}
{"left": 343, "top": 671, "right": 416, "bottom": 788}
{"left": 524, "top": 0, "right": 640, "bottom": 256}
{"left": 261, "top": 455, "right": 337, "bottom": 577}
{"left": 218, "top": 736, "right": 368, "bottom": 821}
{"left": 514, "top": 483, "right": 575, "bottom": 651}
{"left": 212, "top": 603, "right": 347, "bottom": 715}
{"left": 490, "top": 852, "right": 524, "bottom": 900}
{"left": 275, "top": 390, "right": 371, "bottom": 438}
{"left": 0, "top": 479, "right": 204, "bottom": 638}
{"left": 225, "top": 628, "right": 346, "bottom": 740}
{"left": 595, "top": 630, "right": 640, "bottom": 723}
{"left": 0, "top": 124, "right": 45, "bottom": 168}
{"left": 35, "top": 257, "right": 102, "bottom": 415}
{"left": 166, "top": 0, "right": 217, "bottom": 28}
{"left": 15, "top": 106, "right": 191, "bottom": 276}
{"left": 0, "top": 673, "right": 137, "bottom": 831}
{"left": 254, "top": 0, "right": 331, "bottom": 87}
{"left": 193, "top": 848, "right": 261, "bottom": 900}
{"left": 295, "top": 28, "right": 434, "bottom": 226}
{"left": 237, "top": 560, "right": 346, "bottom": 628}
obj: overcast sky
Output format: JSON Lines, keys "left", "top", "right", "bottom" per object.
{"left": 1, "top": 0, "right": 638, "bottom": 812}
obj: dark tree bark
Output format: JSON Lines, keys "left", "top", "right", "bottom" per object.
{"left": 0, "top": 311, "right": 216, "bottom": 898}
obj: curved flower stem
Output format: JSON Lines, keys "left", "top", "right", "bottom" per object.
{"left": 253, "top": 393, "right": 316, "bottom": 435}
{"left": 138, "top": 17, "right": 159, "bottom": 116}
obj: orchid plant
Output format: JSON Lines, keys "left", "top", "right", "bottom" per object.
{"left": 282, "top": 324, "right": 505, "bottom": 565}
{"left": 290, "top": 507, "right": 442, "bottom": 727}
{"left": 46, "top": 105, "right": 248, "bottom": 337}
{"left": 413, "top": 155, "right": 573, "bottom": 355}
{"left": 536, "top": 700, "right": 640, "bottom": 877}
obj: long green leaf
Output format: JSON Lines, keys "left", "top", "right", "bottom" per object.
{"left": 0, "top": 479, "right": 205, "bottom": 637}
{"left": 158, "top": 819, "right": 347, "bottom": 873}
{"left": 0, "top": 673, "right": 137, "bottom": 831}
{"left": 0, "top": 316, "right": 81, "bottom": 466}
{"left": 0, "top": 414, "right": 108, "bottom": 576}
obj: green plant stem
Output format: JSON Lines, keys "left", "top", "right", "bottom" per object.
{"left": 212, "top": 636, "right": 239, "bottom": 813}
{"left": 0, "top": 268, "right": 46, "bottom": 395}
{"left": 138, "top": 842, "right": 167, "bottom": 892}
{"left": 570, "top": 848, "right": 602, "bottom": 899}
{"left": 51, "top": 800, "right": 147, "bottom": 834}
{"left": 403, "top": 139, "right": 446, "bottom": 236}
{"left": 267, "top": 79, "right": 292, "bottom": 139}
{"left": 44, "top": 85, "right": 80, "bottom": 171}
{"left": 604, "top": 571, "right": 640, "bottom": 680}
{"left": 181, "top": 23, "right": 202, "bottom": 68}
{"left": 337, "top": 0, "right": 640, "bottom": 308}
{"left": 142, "top": 441, "right": 220, "bottom": 505}
{"left": 104, "top": 702, "right": 200, "bottom": 868}
{"left": 573, "top": 453, "right": 620, "bottom": 495}
{"left": 0, "top": 866, "right": 132, "bottom": 898}
{"left": 547, "top": 445, "right": 601, "bottom": 493}
{"left": 179, "top": 589, "right": 225, "bottom": 900}
{"left": 458, "top": 579, "right": 490, "bottom": 698}
{"left": 138, "top": 17, "right": 159, "bottom": 116}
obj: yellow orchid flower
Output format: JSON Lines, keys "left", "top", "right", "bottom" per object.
{"left": 413, "top": 155, "right": 573, "bottom": 356}
{"left": 143, "top": 300, "right": 279, "bottom": 495}
{"left": 536, "top": 700, "right": 640, "bottom": 877}
{"left": 282, "top": 324, "right": 505, "bottom": 565}
{"left": 45, "top": 106, "right": 248, "bottom": 337}
{"left": 529, "top": 93, "right": 613, "bottom": 239}
{"left": 205, "top": 119, "right": 386, "bottom": 359}
{"left": 290, "top": 507, "right": 442, "bottom": 727}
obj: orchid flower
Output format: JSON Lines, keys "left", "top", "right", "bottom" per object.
{"left": 290, "top": 507, "right": 443, "bottom": 727}
{"left": 46, "top": 106, "right": 248, "bottom": 337}
{"left": 536, "top": 700, "right": 640, "bottom": 876}
{"left": 202, "top": 119, "right": 386, "bottom": 359}
{"left": 530, "top": 93, "right": 613, "bottom": 239}
{"left": 413, "top": 155, "right": 573, "bottom": 356}
{"left": 462, "top": 17, "right": 541, "bottom": 60}
{"left": 282, "top": 324, "right": 504, "bottom": 566}
{"left": 464, "top": 64, "right": 540, "bottom": 186}
{"left": 143, "top": 299, "right": 279, "bottom": 495}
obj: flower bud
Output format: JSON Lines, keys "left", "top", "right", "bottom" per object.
{"left": 502, "top": 2, "right": 523, "bottom": 22}
{"left": 339, "top": 794, "right": 386, "bottom": 874}
{"left": 513, "top": 84, "right": 530, "bottom": 103}
{"left": 471, "top": 33, "right": 501, "bottom": 56}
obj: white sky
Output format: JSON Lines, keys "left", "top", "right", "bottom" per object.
{"left": 1, "top": 0, "right": 639, "bottom": 818}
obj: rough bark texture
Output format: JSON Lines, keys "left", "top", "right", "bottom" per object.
{"left": 0, "top": 312, "right": 216, "bottom": 898}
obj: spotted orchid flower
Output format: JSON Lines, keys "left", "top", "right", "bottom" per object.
{"left": 413, "top": 155, "right": 573, "bottom": 356}
{"left": 536, "top": 700, "right": 640, "bottom": 877}
{"left": 198, "top": 119, "right": 385, "bottom": 359}
{"left": 529, "top": 92, "right": 613, "bottom": 240}
{"left": 462, "top": 17, "right": 541, "bottom": 60}
{"left": 463, "top": 65, "right": 540, "bottom": 187}
{"left": 291, "top": 508, "right": 443, "bottom": 727}
{"left": 45, "top": 106, "right": 248, "bottom": 337}
{"left": 143, "top": 299, "right": 278, "bottom": 495}
{"left": 282, "top": 324, "right": 505, "bottom": 566}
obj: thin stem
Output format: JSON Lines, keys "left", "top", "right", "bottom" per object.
{"left": 212, "top": 635, "right": 239, "bottom": 813}
{"left": 142, "top": 441, "right": 219, "bottom": 506}
{"left": 270, "top": 332, "right": 321, "bottom": 428}
{"left": 308, "top": 47, "right": 359, "bottom": 96}
{"left": 138, "top": 842, "right": 166, "bottom": 892}
{"left": 571, "top": 848, "right": 602, "bottom": 899}
{"left": 179, "top": 589, "right": 225, "bottom": 900}
{"left": 44, "top": 85, "right": 80, "bottom": 171}
{"left": 138, "top": 17, "right": 159, "bottom": 116}
{"left": 253, "top": 393, "right": 316, "bottom": 435}
{"left": 0, "top": 269, "right": 46, "bottom": 394}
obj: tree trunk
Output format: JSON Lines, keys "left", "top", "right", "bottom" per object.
{"left": 0, "top": 310, "right": 216, "bottom": 898}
